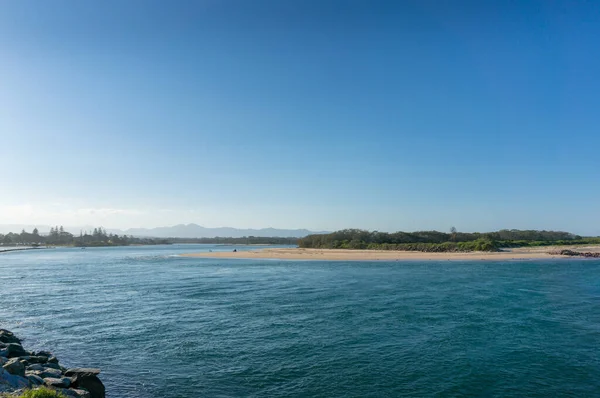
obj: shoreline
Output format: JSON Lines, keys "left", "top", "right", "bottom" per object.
{"left": 181, "top": 245, "right": 600, "bottom": 261}
{"left": 0, "top": 243, "right": 173, "bottom": 253}
{"left": 0, "top": 247, "right": 47, "bottom": 254}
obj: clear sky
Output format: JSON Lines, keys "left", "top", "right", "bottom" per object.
{"left": 1, "top": 1, "right": 599, "bottom": 235}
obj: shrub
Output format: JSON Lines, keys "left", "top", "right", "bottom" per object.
{"left": 19, "top": 388, "right": 66, "bottom": 398}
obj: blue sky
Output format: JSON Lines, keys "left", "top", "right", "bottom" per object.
{"left": 1, "top": 1, "right": 599, "bottom": 234}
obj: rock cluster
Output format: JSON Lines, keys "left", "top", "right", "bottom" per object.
{"left": 551, "top": 249, "right": 600, "bottom": 258}
{"left": 0, "top": 329, "right": 105, "bottom": 398}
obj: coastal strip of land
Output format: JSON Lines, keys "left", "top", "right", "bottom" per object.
{"left": 0, "top": 247, "right": 47, "bottom": 254}
{"left": 181, "top": 245, "right": 600, "bottom": 261}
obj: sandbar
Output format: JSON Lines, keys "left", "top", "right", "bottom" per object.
{"left": 181, "top": 245, "right": 600, "bottom": 261}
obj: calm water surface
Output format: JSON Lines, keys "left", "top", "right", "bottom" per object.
{"left": 1, "top": 245, "right": 599, "bottom": 397}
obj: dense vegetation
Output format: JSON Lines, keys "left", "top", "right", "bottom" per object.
{"left": 4, "top": 226, "right": 599, "bottom": 252}
{"left": 298, "top": 229, "right": 600, "bottom": 252}
{"left": 0, "top": 227, "right": 297, "bottom": 247}
{"left": 0, "top": 226, "right": 169, "bottom": 247}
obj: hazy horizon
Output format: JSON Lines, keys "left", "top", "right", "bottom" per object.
{"left": 0, "top": 222, "right": 322, "bottom": 233}
{"left": 0, "top": 222, "right": 596, "bottom": 238}
{"left": 2, "top": 1, "right": 599, "bottom": 236}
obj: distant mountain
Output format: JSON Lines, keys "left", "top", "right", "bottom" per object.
{"left": 0, "top": 224, "right": 326, "bottom": 238}
{"left": 121, "top": 224, "right": 325, "bottom": 238}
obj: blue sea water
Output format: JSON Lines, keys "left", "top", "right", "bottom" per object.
{"left": 1, "top": 245, "right": 599, "bottom": 397}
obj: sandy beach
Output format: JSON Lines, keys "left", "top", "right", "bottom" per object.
{"left": 181, "top": 245, "right": 600, "bottom": 261}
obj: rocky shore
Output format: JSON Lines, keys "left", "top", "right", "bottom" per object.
{"left": 0, "top": 329, "right": 104, "bottom": 398}
{"left": 551, "top": 249, "right": 600, "bottom": 258}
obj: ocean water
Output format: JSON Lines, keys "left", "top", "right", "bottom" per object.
{"left": 1, "top": 245, "right": 599, "bottom": 397}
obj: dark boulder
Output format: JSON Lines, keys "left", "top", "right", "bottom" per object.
{"left": 582, "top": 252, "right": 600, "bottom": 258}
{"left": 27, "top": 374, "right": 44, "bottom": 385}
{"left": 27, "top": 356, "right": 48, "bottom": 364}
{"left": 65, "top": 368, "right": 101, "bottom": 377}
{"left": 0, "top": 368, "right": 29, "bottom": 389}
{"left": 558, "top": 249, "right": 578, "bottom": 256}
{"left": 2, "top": 357, "right": 25, "bottom": 377}
{"left": 67, "top": 369, "right": 105, "bottom": 398}
{"left": 40, "top": 368, "right": 63, "bottom": 379}
{"left": 0, "top": 330, "right": 21, "bottom": 345}
{"left": 5, "top": 343, "right": 28, "bottom": 358}
{"left": 62, "top": 389, "right": 91, "bottom": 398}
{"left": 44, "top": 362, "right": 61, "bottom": 370}
{"left": 554, "top": 249, "right": 600, "bottom": 258}
{"left": 44, "top": 376, "right": 71, "bottom": 388}
{"left": 28, "top": 367, "right": 62, "bottom": 379}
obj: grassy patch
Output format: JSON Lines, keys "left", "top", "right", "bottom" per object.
{"left": 10, "top": 388, "right": 66, "bottom": 398}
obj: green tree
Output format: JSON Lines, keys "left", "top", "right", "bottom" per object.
{"left": 450, "top": 226, "right": 457, "bottom": 242}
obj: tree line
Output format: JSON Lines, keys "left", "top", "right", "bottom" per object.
{"left": 0, "top": 227, "right": 297, "bottom": 247}
{"left": 0, "top": 226, "right": 170, "bottom": 247}
{"left": 298, "top": 229, "right": 600, "bottom": 252}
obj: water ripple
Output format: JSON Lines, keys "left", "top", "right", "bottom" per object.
{"left": 1, "top": 245, "right": 599, "bottom": 397}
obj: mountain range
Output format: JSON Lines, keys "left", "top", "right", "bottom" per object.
{"left": 0, "top": 224, "right": 326, "bottom": 238}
